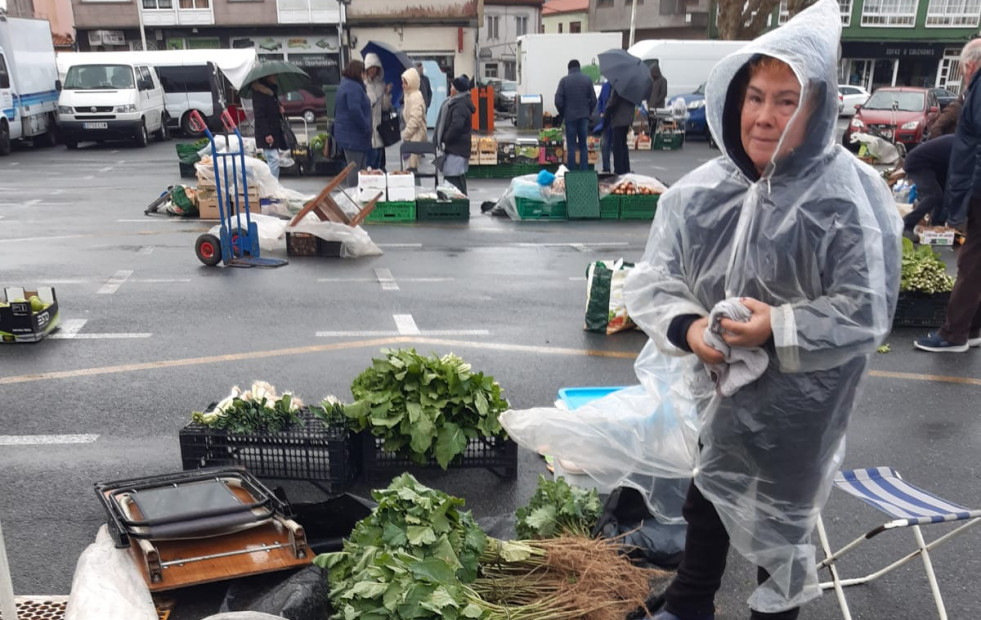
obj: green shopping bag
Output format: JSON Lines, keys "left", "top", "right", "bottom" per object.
{"left": 584, "top": 259, "right": 637, "bottom": 334}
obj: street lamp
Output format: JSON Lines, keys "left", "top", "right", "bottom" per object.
{"left": 628, "top": 0, "right": 638, "bottom": 48}
{"left": 135, "top": 0, "right": 147, "bottom": 50}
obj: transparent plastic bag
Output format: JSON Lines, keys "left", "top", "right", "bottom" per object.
{"left": 288, "top": 213, "right": 383, "bottom": 258}
{"left": 64, "top": 526, "right": 157, "bottom": 620}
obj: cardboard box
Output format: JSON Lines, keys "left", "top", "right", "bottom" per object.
{"left": 357, "top": 171, "right": 387, "bottom": 190}
{"left": 478, "top": 152, "right": 499, "bottom": 165}
{"left": 917, "top": 226, "right": 957, "bottom": 246}
{"left": 1, "top": 286, "right": 59, "bottom": 343}
{"left": 387, "top": 186, "right": 417, "bottom": 202}
{"left": 386, "top": 171, "right": 416, "bottom": 188}
{"left": 515, "top": 139, "right": 540, "bottom": 164}
{"left": 196, "top": 186, "right": 260, "bottom": 220}
{"left": 497, "top": 141, "right": 516, "bottom": 164}
{"left": 635, "top": 134, "right": 652, "bottom": 151}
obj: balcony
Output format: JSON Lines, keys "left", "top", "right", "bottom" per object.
{"left": 141, "top": 0, "right": 214, "bottom": 26}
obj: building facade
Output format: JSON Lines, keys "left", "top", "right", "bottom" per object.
{"left": 33, "top": 0, "right": 77, "bottom": 48}
{"left": 588, "top": 0, "right": 710, "bottom": 48}
{"left": 346, "top": 0, "right": 482, "bottom": 84}
{"left": 479, "top": 0, "right": 542, "bottom": 80}
{"left": 708, "top": 0, "right": 979, "bottom": 93}
{"left": 542, "top": 0, "right": 588, "bottom": 33}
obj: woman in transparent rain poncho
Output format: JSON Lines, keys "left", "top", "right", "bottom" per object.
{"left": 626, "top": 1, "right": 902, "bottom": 619}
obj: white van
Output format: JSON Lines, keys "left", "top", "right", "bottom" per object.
{"left": 56, "top": 62, "right": 167, "bottom": 148}
{"left": 57, "top": 50, "right": 257, "bottom": 136}
{"left": 627, "top": 40, "right": 748, "bottom": 99}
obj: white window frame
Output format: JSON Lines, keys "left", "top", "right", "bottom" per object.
{"left": 775, "top": 0, "right": 852, "bottom": 24}
{"left": 142, "top": 0, "right": 173, "bottom": 9}
{"left": 925, "top": 0, "right": 981, "bottom": 26}
{"left": 860, "top": 0, "right": 917, "bottom": 27}
{"left": 516, "top": 15, "right": 528, "bottom": 36}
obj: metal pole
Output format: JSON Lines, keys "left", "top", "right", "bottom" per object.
{"left": 0, "top": 521, "right": 18, "bottom": 620}
{"left": 135, "top": 0, "right": 148, "bottom": 50}
{"left": 629, "top": 0, "right": 638, "bottom": 48}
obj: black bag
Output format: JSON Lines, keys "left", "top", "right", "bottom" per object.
{"left": 377, "top": 110, "right": 401, "bottom": 147}
{"left": 281, "top": 117, "right": 298, "bottom": 150}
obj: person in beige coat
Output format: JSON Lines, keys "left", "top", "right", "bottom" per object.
{"left": 400, "top": 67, "right": 428, "bottom": 170}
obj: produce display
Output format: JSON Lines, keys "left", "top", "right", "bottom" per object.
{"left": 343, "top": 349, "right": 510, "bottom": 468}
{"left": 0, "top": 295, "right": 50, "bottom": 312}
{"left": 191, "top": 380, "right": 303, "bottom": 433}
{"left": 609, "top": 180, "right": 661, "bottom": 196}
{"left": 310, "top": 133, "right": 329, "bottom": 154}
{"left": 900, "top": 237, "right": 955, "bottom": 294}
{"left": 515, "top": 475, "right": 603, "bottom": 539}
{"left": 316, "top": 474, "right": 667, "bottom": 620}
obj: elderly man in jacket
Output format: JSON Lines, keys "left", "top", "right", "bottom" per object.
{"left": 435, "top": 75, "right": 476, "bottom": 195}
{"left": 915, "top": 38, "right": 981, "bottom": 353}
{"left": 555, "top": 59, "right": 597, "bottom": 171}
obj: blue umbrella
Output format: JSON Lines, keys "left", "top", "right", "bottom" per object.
{"left": 361, "top": 41, "right": 415, "bottom": 109}
{"left": 597, "top": 49, "right": 653, "bottom": 106}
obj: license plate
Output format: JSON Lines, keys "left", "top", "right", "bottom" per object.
{"left": 83, "top": 122, "right": 108, "bottom": 130}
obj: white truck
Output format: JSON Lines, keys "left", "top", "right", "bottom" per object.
{"left": 516, "top": 33, "right": 623, "bottom": 116}
{"left": 627, "top": 39, "right": 748, "bottom": 99}
{"left": 0, "top": 15, "right": 60, "bottom": 155}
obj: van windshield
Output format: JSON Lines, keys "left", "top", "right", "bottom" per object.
{"left": 64, "top": 65, "right": 135, "bottom": 90}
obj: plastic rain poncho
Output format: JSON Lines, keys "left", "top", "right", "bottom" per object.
{"left": 622, "top": 0, "right": 902, "bottom": 612}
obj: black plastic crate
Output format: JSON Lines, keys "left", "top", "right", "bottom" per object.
{"left": 894, "top": 291, "right": 950, "bottom": 328}
{"left": 179, "top": 407, "right": 360, "bottom": 492}
{"left": 359, "top": 432, "right": 518, "bottom": 481}
{"left": 286, "top": 232, "right": 343, "bottom": 257}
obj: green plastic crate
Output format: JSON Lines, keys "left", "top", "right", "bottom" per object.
{"left": 599, "top": 194, "right": 620, "bottom": 219}
{"left": 365, "top": 201, "right": 416, "bottom": 222}
{"left": 565, "top": 170, "right": 601, "bottom": 219}
{"left": 619, "top": 194, "right": 659, "bottom": 220}
{"left": 653, "top": 132, "right": 685, "bottom": 151}
{"left": 515, "top": 198, "right": 567, "bottom": 220}
{"left": 416, "top": 198, "right": 470, "bottom": 221}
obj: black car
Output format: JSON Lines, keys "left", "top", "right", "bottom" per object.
{"left": 930, "top": 87, "right": 959, "bottom": 110}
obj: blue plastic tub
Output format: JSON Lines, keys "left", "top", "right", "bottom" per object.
{"left": 556, "top": 386, "right": 628, "bottom": 410}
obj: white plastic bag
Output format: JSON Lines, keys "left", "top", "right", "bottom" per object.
{"left": 208, "top": 213, "right": 289, "bottom": 253}
{"left": 848, "top": 132, "right": 902, "bottom": 164}
{"left": 64, "top": 525, "right": 157, "bottom": 620}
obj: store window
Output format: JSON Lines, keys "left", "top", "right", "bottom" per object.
{"left": 570, "top": 21, "right": 582, "bottom": 32}
{"left": 143, "top": 0, "right": 173, "bottom": 9}
{"left": 485, "top": 63, "right": 499, "bottom": 78}
{"left": 659, "top": 0, "right": 683, "bottom": 14}
{"left": 861, "top": 0, "right": 916, "bottom": 26}
{"left": 178, "top": 0, "right": 209, "bottom": 8}
{"left": 926, "top": 0, "right": 981, "bottom": 26}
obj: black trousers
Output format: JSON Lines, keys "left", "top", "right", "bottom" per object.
{"left": 939, "top": 196, "right": 981, "bottom": 344}
{"left": 903, "top": 165, "right": 946, "bottom": 229}
{"left": 444, "top": 175, "right": 467, "bottom": 196}
{"left": 613, "top": 126, "right": 631, "bottom": 175}
{"left": 663, "top": 483, "right": 800, "bottom": 620}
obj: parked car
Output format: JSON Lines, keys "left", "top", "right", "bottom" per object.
{"left": 929, "top": 87, "right": 959, "bottom": 110}
{"left": 280, "top": 87, "right": 327, "bottom": 123}
{"left": 495, "top": 80, "right": 518, "bottom": 114}
{"left": 842, "top": 86, "right": 940, "bottom": 152}
{"left": 838, "top": 84, "right": 870, "bottom": 116}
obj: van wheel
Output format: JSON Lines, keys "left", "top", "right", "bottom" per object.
{"left": 136, "top": 120, "right": 149, "bottom": 148}
{"left": 0, "top": 121, "right": 10, "bottom": 156}
{"left": 65, "top": 139, "right": 78, "bottom": 150}
{"left": 302, "top": 110, "right": 316, "bottom": 124}
{"left": 157, "top": 115, "right": 170, "bottom": 142}
{"left": 182, "top": 112, "right": 205, "bottom": 137}
{"left": 37, "top": 116, "right": 58, "bottom": 147}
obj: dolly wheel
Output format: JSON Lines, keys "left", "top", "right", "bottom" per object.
{"left": 195, "top": 234, "right": 222, "bottom": 266}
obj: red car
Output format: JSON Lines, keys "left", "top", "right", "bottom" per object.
{"left": 279, "top": 87, "right": 327, "bottom": 123}
{"left": 842, "top": 87, "right": 940, "bottom": 152}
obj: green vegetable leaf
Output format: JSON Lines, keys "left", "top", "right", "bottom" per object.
{"left": 407, "top": 525, "right": 437, "bottom": 546}
{"left": 435, "top": 422, "right": 468, "bottom": 469}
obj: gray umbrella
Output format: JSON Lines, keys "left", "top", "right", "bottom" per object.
{"left": 239, "top": 60, "right": 312, "bottom": 98}
{"left": 597, "top": 49, "right": 653, "bottom": 106}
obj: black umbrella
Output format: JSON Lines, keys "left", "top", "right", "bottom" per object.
{"left": 597, "top": 49, "right": 653, "bottom": 106}
{"left": 361, "top": 40, "right": 415, "bottom": 108}
{"left": 239, "top": 60, "right": 311, "bottom": 98}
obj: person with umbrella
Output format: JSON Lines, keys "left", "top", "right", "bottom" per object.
{"left": 333, "top": 59, "right": 373, "bottom": 187}
{"left": 364, "top": 53, "right": 394, "bottom": 171}
{"left": 598, "top": 49, "right": 652, "bottom": 175}
{"left": 240, "top": 60, "right": 311, "bottom": 179}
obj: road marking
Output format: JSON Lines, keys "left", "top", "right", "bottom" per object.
{"left": 0, "top": 434, "right": 98, "bottom": 446}
{"left": 138, "top": 246, "right": 154, "bottom": 255}
{"left": 99, "top": 166, "right": 114, "bottom": 173}
{"left": 316, "top": 329, "right": 491, "bottom": 337}
{"left": 9, "top": 162, "right": 19, "bottom": 166}
{"left": 0, "top": 235, "right": 85, "bottom": 244}
{"left": 57, "top": 332, "right": 153, "bottom": 339}
{"left": 97, "top": 269, "right": 133, "bottom": 295}
{"left": 377, "top": 243, "right": 423, "bottom": 248}
{"left": 317, "top": 277, "right": 454, "bottom": 284}
{"left": 514, "top": 242, "right": 631, "bottom": 248}
{"left": 133, "top": 278, "right": 189, "bottom": 283}
{"left": 868, "top": 369, "right": 981, "bottom": 386}
{"left": 25, "top": 199, "right": 41, "bottom": 207}
{"left": 569, "top": 276, "right": 587, "bottom": 281}
{"left": 375, "top": 268, "right": 399, "bottom": 291}
{"left": 393, "top": 314, "right": 421, "bottom": 335}
{"left": 50, "top": 319, "right": 87, "bottom": 338}
{"left": 0, "top": 216, "right": 4, "bottom": 220}
{"left": 82, "top": 175, "right": 94, "bottom": 180}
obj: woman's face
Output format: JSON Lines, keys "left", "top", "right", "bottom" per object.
{"left": 740, "top": 63, "right": 803, "bottom": 174}
{"left": 367, "top": 66, "right": 379, "bottom": 80}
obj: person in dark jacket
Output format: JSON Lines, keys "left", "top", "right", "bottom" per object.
{"left": 901, "top": 133, "right": 955, "bottom": 234}
{"left": 333, "top": 60, "right": 373, "bottom": 187}
{"left": 647, "top": 62, "right": 668, "bottom": 135}
{"left": 594, "top": 81, "right": 614, "bottom": 173}
{"left": 251, "top": 76, "right": 288, "bottom": 178}
{"left": 926, "top": 96, "right": 963, "bottom": 139}
{"left": 915, "top": 39, "right": 981, "bottom": 353}
{"left": 434, "top": 75, "right": 475, "bottom": 195}
{"left": 417, "top": 63, "right": 433, "bottom": 111}
{"left": 555, "top": 59, "right": 597, "bottom": 170}
{"left": 604, "top": 88, "right": 636, "bottom": 175}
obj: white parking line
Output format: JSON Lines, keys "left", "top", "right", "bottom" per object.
{"left": 25, "top": 199, "right": 40, "bottom": 207}
{"left": 134, "top": 278, "right": 189, "bottom": 283}
{"left": 377, "top": 243, "right": 424, "bottom": 248}
{"left": 138, "top": 246, "right": 154, "bottom": 255}
{"left": 50, "top": 319, "right": 87, "bottom": 338}
{"left": 0, "top": 235, "right": 84, "bottom": 244}
{"left": 0, "top": 434, "right": 98, "bottom": 446}
{"left": 0, "top": 216, "right": 4, "bottom": 220}
{"left": 317, "top": 277, "right": 454, "bottom": 284}
{"left": 99, "top": 166, "right": 114, "bottom": 173}
{"left": 393, "top": 314, "right": 421, "bottom": 335}
{"left": 514, "top": 242, "right": 631, "bottom": 248}
{"left": 61, "top": 332, "right": 153, "bottom": 339}
{"left": 97, "top": 270, "right": 133, "bottom": 295}
{"left": 48, "top": 319, "right": 153, "bottom": 339}
{"left": 316, "top": 329, "right": 490, "bottom": 337}
{"left": 375, "top": 268, "right": 399, "bottom": 291}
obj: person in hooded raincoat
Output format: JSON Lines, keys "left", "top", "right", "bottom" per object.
{"left": 434, "top": 74, "right": 476, "bottom": 196}
{"left": 623, "top": 1, "right": 902, "bottom": 618}
{"left": 400, "top": 67, "right": 428, "bottom": 170}
{"left": 364, "top": 52, "right": 394, "bottom": 171}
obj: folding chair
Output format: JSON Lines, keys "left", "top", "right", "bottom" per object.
{"left": 816, "top": 467, "right": 981, "bottom": 620}
{"left": 400, "top": 141, "right": 439, "bottom": 190}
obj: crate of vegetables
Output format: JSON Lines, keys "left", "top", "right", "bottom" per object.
{"left": 344, "top": 349, "right": 518, "bottom": 480}
{"left": 894, "top": 238, "right": 954, "bottom": 328}
{"left": 179, "top": 382, "right": 360, "bottom": 491}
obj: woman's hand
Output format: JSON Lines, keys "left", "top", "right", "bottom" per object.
{"left": 719, "top": 298, "right": 772, "bottom": 348}
{"left": 385, "top": 83, "right": 392, "bottom": 94}
{"left": 686, "top": 317, "right": 725, "bottom": 365}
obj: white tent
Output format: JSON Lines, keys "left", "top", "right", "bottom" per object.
{"left": 55, "top": 49, "right": 258, "bottom": 89}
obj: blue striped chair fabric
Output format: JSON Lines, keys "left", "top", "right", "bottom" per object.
{"left": 834, "top": 467, "right": 981, "bottom": 526}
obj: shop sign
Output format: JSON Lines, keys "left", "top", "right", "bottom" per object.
{"left": 843, "top": 41, "right": 943, "bottom": 59}
{"left": 88, "top": 30, "right": 126, "bottom": 46}
{"left": 230, "top": 34, "right": 339, "bottom": 54}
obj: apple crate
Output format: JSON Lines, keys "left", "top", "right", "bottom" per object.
{"left": 653, "top": 132, "right": 685, "bottom": 151}
{"left": 600, "top": 194, "right": 620, "bottom": 219}
{"left": 365, "top": 201, "right": 416, "bottom": 223}
{"left": 359, "top": 432, "right": 517, "bottom": 481}
{"left": 285, "top": 232, "right": 343, "bottom": 257}
{"left": 179, "top": 407, "right": 360, "bottom": 491}
{"left": 893, "top": 291, "right": 950, "bottom": 328}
